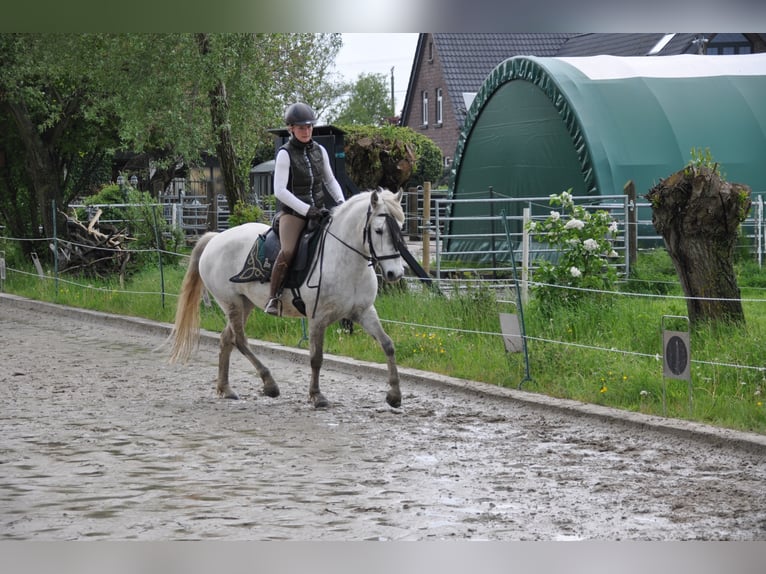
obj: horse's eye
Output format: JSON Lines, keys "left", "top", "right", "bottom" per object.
{"left": 375, "top": 228, "right": 384, "bottom": 236}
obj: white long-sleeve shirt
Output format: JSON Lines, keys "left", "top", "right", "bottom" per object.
{"left": 273, "top": 143, "right": 345, "bottom": 217}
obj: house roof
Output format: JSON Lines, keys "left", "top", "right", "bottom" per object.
{"left": 555, "top": 33, "right": 706, "bottom": 56}
{"left": 406, "top": 33, "right": 577, "bottom": 128}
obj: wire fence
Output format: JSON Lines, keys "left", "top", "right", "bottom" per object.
{"left": 2, "top": 226, "right": 766, "bottom": 389}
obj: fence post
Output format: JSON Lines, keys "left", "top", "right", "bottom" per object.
{"left": 522, "top": 207, "right": 530, "bottom": 304}
{"left": 422, "top": 182, "right": 431, "bottom": 276}
{"left": 52, "top": 199, "right": 59, "bottom": 297}
{"left": 151, "top": 206, "right": 166, "bottom": 309}
{"left": 757, "top": 195, "right": 763, "bottom": 268}
{"left": 407, "top": 187, "right": 419, "bottom": 240}
{"left": 501, "top": 210, "right": 532, "bottom": 387}
{"left": 206, "top": 180, "right": 217, "bottom": 231}
{"left": 623, "top": 180, "right": 637, "bottom": 275}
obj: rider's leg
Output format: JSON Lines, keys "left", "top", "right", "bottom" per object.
{"left": 264, "top": 213, "right": 305, "bottom": 315}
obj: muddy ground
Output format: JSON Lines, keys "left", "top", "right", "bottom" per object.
{"left": 1, "top": 294, "right": 765, "bottom": 541}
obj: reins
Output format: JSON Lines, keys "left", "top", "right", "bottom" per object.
{"left": 302, "top": 203, "right": 404, "bottom": 318}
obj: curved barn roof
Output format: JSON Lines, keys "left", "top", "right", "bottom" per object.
{"left": 447, "top": 53, "right": 766, "bottom": 255}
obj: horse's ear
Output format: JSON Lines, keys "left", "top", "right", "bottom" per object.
{"left": 394, "top": 189, "right": 403, "bottom": 203}
{"left": 370, "top": 189, "right": 380, "bottom": 208}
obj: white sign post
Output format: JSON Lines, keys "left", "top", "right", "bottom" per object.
{"left": 661, "top": 315, "right": 692, "bottom": 416}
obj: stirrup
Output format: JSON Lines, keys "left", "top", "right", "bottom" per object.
{"left": 264, "top": 297, "right": 281, "bottom": 316}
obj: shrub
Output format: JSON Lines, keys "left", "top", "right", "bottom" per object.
{"left": 79, "top": 182, "right": 183, "bottom": 268}
{"left": 228, "top": 200, "right": 265, "bottom": 227}
{"left": 526, "top": 189, "right": 620, "bottom": 312}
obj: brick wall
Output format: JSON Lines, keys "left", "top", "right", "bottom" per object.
{"left": 403, "top": 34, "right": 462, "bottom": 165}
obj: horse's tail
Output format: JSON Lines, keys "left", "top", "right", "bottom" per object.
{"left": 167, "top": 232, "right": 217, "bottom": 364}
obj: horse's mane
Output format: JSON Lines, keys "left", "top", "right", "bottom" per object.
{"left": 336, "top": 188, "right": 404, "bottom": 224}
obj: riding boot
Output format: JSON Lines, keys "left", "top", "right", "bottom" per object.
{"left": 264, "top": 252, "right": 289, "bottom": 316}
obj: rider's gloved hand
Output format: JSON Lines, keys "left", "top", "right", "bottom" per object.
{"left": 306, "top": 206, "right": 329, "bottom": 220}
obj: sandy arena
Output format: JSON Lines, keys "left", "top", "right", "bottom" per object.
{"left": 1, "top": 293, "right": 765, "bottom": 540}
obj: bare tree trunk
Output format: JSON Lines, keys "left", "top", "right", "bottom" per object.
{"left": 4, "top": 100, "right": 66, "bottom": 245}
{"left": 196, "top": 33, "right": 244, "bottom": 216}
{"left": 646, "top": 165, "right": 751, "bottom": 324}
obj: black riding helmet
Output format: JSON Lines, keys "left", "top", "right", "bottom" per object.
{"left": 284, "top": 102, "right": 317, "bottom": 126}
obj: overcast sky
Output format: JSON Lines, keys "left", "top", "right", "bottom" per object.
{"left": 333, "top": 33, "right": 419, "bottom": 115}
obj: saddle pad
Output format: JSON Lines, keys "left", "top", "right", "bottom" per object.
{"left": 229, "top": 222, "right": 326, "bottom": 286}
{"left": 229, "top": 231, "right": 274, "bottom": 283}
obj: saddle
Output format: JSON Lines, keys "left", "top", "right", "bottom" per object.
{"left": 229, "top": 218, "right": 326, "bottom": 289}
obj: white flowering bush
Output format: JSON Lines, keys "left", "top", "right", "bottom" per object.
{"left": 525, "top": 189, "right": 620, "bottom": 310}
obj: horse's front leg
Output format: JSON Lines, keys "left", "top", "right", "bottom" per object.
{"left": 357, "top": 307, "right": 401, "bottom": 408}
{"left": 308, "top": 319, "right": 329, "bottom": 408}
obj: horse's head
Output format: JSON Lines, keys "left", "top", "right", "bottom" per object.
{"left": 367, "top": 188, "right": 406, "bottom": 283}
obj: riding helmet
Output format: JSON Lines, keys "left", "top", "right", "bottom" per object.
{"left": 284, "top": 102, "right": 317, "bottom": 126}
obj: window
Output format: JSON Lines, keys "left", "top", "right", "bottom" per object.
{"left": 421, "top": 90, "right": 429, "bottom": 126}
{"left": 704, "top": 33, "right": 752, "bottom": 55}
{"left": 436, "top": 88, "right": 443, "bottom": 125}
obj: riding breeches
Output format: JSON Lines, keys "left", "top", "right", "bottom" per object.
{"left": 277, "top": 212, "right": 307, "bottom": 265}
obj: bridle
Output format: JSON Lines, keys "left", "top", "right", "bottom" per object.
{"left": 324, "top": 204, "right": 405, "bottom": 266}
{"left": 364, "top": 207, "right": 407, "bottom": 264}
{"left": 301, "top": 203, "right": 404, "bottom": 318}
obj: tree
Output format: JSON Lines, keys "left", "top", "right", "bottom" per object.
{"left": 646, "top": 151, "right": 752, "bottom": 325}
{"left": 0, "top": 33, "right": 342, "bottom": 253}
{"left": 194, "top": 33, "right": 343, "bottom": 208}
{"left": 329, "top": 73, "right": 393, "bottom": 126}
{"left": 275, "top": 33, "right": 344, "bottom": 121}
{"left": 0, "top": 34, "right": 123, "bottom": 245}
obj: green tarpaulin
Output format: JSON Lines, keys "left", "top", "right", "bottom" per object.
{"left": 447, "top": 53, "right": 766, "bottom": 260}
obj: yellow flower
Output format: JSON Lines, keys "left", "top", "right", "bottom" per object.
{"left": 600, "top": 385, "right": 608, "bottom": 393}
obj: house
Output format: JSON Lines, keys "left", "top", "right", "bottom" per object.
{"left": 400, "top": 33, "right": 766, "bottom": 166}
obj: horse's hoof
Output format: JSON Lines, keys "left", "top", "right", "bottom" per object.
{"left": 218, "top": 390, "right": 240, "bottom": 400}
{"left": 311, "top": 394, "right": 329, "bottom": 409}
{"left": 386, "top": 392, "right": 401, "bottom": 409}
{"left": 263, "top": 385, "right": 280, "bottom": 398}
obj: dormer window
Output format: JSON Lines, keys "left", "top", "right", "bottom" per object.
{"left": 705, "top": 33, "right": 752, "bottom": 54}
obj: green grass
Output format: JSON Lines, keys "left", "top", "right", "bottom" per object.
{"left": 3, "top": 249, "right": 765, "bottom": 434}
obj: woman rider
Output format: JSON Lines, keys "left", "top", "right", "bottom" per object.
{"left": 264, "top": 102, "right": 346, "bottom": 316}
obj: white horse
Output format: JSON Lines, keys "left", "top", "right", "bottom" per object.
{"left": 167, "top": 188, "right": 406, "bottom": 408}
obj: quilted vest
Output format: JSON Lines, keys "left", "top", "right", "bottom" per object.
{"left": 278, "top": 136, "right": 325, "bottom": 214}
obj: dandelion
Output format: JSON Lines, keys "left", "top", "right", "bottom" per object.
{"left": 640, "top": 390, "right": 649, "bottom": 397}
{"left": 564, "top": 218, "right": 585, "bottom": 230}
{"left": 569, "top": 266, "right": 582, "bottom": 278}
{"left": 600, "top": 385, "right": 608, "bottom": 393}
{"left": 583, "top": 238, "right": 599, "bottom": 251}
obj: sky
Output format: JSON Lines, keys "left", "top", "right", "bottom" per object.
{"left": 333, "top": 33, "right": 419, "bottom": 116}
